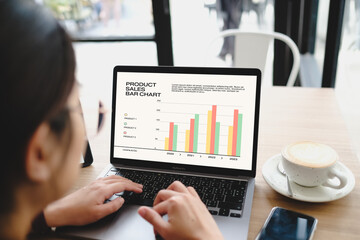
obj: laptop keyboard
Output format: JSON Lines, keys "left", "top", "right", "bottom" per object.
{"left": 107, "top": 168, "right": 247, "bottom": 218}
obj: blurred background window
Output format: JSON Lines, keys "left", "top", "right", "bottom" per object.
{"left": 40, "top": 0, "right": 154, "bottom": 39}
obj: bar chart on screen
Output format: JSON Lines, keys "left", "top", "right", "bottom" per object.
{"left": 158, "top": 102, "right": 243, "bottom": 157}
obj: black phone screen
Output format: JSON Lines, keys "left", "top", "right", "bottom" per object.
{"left": 257, "top": 207, "right": 317, "bottom": 240}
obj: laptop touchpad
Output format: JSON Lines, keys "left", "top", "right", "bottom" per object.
{"left": 104, "top": 205, "right": 155, "bottom": 240}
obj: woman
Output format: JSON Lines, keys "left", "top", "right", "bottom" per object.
{"left": 0, "top": 1, "right": 224, "bottom": 239}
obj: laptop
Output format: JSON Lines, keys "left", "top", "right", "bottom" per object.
{"left": 58, "top": 66, "right": 261, "bottom": 240}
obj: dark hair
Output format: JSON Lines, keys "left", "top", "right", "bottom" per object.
{"left": 0, "top": 0, "right": 76, "bottom": 214}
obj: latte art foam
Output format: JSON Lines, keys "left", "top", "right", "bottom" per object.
{"left": 283, "top": 141, "right": 338, "bottom": 168}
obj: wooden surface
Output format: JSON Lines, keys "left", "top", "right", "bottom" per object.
{"left": 75, "top": 86, "right": 360, "bottom": 239}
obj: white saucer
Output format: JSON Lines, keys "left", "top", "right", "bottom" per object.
{"left": 262, "top": 154, "right": 356, "bottom": 202}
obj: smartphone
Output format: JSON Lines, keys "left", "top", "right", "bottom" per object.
{"left": 256, "top": 207, "right": 318, "bottom": 240}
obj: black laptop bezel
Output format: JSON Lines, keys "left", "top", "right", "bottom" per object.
{"left": 110, "top": 66, "right": 261, "bottom": 178}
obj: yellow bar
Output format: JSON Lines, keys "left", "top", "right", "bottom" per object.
{"left": 165, "top": 137, "right": 169, "bottom": 151}
{"left": 206, "top": 110, "right": 212, "bottom": 153}
{"left": 185, "top": 130, "right": 190, "bottom": 152}
{"left": 227, "top": 126, "right": 233, "bottom": 155}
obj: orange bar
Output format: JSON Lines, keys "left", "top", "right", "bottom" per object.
{"left": 185, "top": 130, "right": 190, "bottom": 152}
{"left": 232, "top": 110, "right": 239, "bottom": 156}
{"left": 210, "top": 105, "right": 217, "bottom": 154}
{"left": 189, "top": 119, "right": 195, "bottom": 152}
{"left": 169, "top": 122, "right": 174, "bottom": 151}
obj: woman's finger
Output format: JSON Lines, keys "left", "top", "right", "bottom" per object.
{"left": 102, "top": 177, "right": 141, "bottom": 187}
{"left": 103, "top": 182, "right": 143, "bottom": 199}
{"left": 95, "top": 196, "right": 125, "bottom": 218}
{"left": 100, "top": 175, "right": 134, "bottom": 183}
{"left": 152, "top": 198, "right": 178, "bottom": 216}
{"left": 153, "top": 189, "right": 182, "bottom": 206}
{"left": 167, "top": 181, "right": 189, "bottom": 193}
{"left": 138, "top": 206, "right": 169, "bottom": 238}
{"left": 187, "top": 186, "right": 200, "bottom": 198}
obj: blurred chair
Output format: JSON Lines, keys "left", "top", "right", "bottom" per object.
{"left": 208, "top": 30, "right": 300, "bottom": 87}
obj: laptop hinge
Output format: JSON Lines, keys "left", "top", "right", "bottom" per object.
{"left": 110, "top": 164, "right": 252, "bottom": 181}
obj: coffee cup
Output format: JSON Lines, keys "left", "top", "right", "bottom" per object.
{"left": 281, "top": 141, "right": 348, "bottom": 189}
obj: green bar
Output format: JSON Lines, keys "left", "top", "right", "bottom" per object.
{"left": 193, "top": 114, "right": 199, "bottom": 152}
{"left": 172, "top": 125, "right": 178, "bottom": 151}
{"left": 236, "top": 114, "right": 243, "bottom": 156}
{"left": 214, "top": 122, "right": 220, "bottom": 154}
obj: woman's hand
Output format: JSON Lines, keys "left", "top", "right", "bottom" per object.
{"left": 44, "top": 175, "right": 142, "bottom": 227}
{"left": 138, "top": 181, "right": 224, "bottom": 240}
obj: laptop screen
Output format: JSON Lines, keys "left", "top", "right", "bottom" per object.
{"left": 111, "top": 66, "right": 261, "bottom": 177}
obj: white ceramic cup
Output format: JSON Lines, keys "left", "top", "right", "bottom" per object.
{"left": 281, "top": 141, "right": 348, "bottom": 189}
